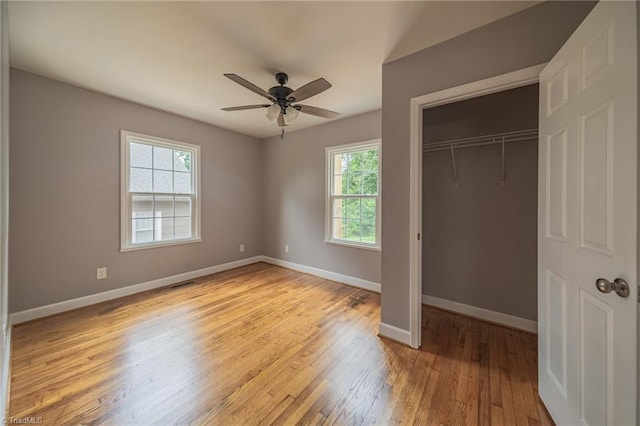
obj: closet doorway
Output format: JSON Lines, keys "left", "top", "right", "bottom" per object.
{"left": 407, "top": 65, "right": 543, "bottom": 348}
{"left": 421, "top": 84, "right": 538, "bottom": 330}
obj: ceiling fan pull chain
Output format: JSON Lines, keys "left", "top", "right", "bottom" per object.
{"left": 281, "top": 129, "right": 285, "bottom": 140}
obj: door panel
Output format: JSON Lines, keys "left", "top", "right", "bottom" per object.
{"left": 547, "top": 65, "right": 569, "bottom": 116}
{"left": 579, "top": 289, "right": 613, "bottom": 425}
{"left": 538, "top": 2, "right": 637, "bottom": 424}
{"left": 545, "top": 269, "right": 568, "bottom": 397}
{"left": 579, "top": 101, "right": 614, "bottom": 255}
{"left": 580, "top": 20, "right": 614, "bottom": 91}
{"left": 546, "top": 128, "right": 568, "bottom": 241}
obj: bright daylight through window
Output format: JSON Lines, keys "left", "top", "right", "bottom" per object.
{"left": 326, "top": 140, "right": 380, "bottom": 249}
{"left": 121, "top": 131, "right": 200, "bottom": 251}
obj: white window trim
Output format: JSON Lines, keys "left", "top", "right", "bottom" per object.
{"left": 120, "top": 130, "right": 201, "bottom": 252}
{"left": 325, "top": 139, "right": 381, "bottom": 251}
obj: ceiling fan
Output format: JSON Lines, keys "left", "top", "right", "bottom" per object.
{"left": 221, "top": 72, "right": 340, "bottom": 130}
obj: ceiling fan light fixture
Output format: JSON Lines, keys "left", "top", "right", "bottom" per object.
{"left": 283, "top": 106, "right": 299, "bottom": 126}
{"left": 265, "top": 103, "right": 280, "bottom": 122}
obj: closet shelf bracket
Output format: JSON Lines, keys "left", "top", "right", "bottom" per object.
{"left": 450, "top": 144, "right": 458, "bottom": 188}
{"left": 500, "top": 137, "right": 505, "bottom": 186}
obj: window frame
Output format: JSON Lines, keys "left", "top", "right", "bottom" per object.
{"left": 120, "top": 130, "right": 201, "bottom": 252}
{"left": 325, "top": 139, "right": 381, "bottom": 251}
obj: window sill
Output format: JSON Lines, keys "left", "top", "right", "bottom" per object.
{"left": 121, "top": 237, "right": 201, "bottom": 252}
{"left": 324, "top": 239, "right": 381, "bottom": 252}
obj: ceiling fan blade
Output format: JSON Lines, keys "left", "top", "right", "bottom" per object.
{"left": 277, "top": 112, "right": 287, "bottom": 127}
{"left": 288, "top": 78, "right": 332, "bottom": 102}
{"left": 296, "top": 104, "right": 341, "bottom": 119}
{"left": 221, "top": 104, "right": 271, "bottom": 111}
{"left": 224, "top": 73, "right": 275, "bottom": 101}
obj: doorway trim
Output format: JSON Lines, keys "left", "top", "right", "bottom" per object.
{"left": 408, "top": 63, "right": 546, "bottom": 348}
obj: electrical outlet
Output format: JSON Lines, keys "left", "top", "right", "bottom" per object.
{"left": 285, "top": 245, "right": 289, "bottom": 253}
{"left": 240, "top": 244, "right": 245, "bottom": 252}
{"left": 97, "top": 267, "right": 107, "bottom": 280}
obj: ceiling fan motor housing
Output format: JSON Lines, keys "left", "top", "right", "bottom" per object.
{"left": 268, "top": 85, "right": 294, "bottom": 103}
{"left": 269, "top": 73, "right": 294, "bottom": 111}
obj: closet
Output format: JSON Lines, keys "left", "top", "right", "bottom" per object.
{"left": 422, "top": 84, "right": 538, "bottom": 323}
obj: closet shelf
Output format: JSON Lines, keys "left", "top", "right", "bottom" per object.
{"left": 422, "top": 128, "right": 538, "bottom": 153}
{"left": 423, "top": 128, "right": 538, "bottom": 187}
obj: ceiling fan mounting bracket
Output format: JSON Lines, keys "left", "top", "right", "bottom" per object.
{"left": 275, "top": 72, "right": 288, "bottom": 86}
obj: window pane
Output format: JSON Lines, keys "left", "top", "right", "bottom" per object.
{"left": 361, "top": 198, "right": 376, "bottom": 220}
{"left": 132, "top": 216, "right": 153, "bottom": 230}
{"left": 331, "top": 153, "right": 344, "bottom": 175}
{"left": 361, "top": 218, "right": 376, "bottom": 243}
{"left": 174, "top": 172, "right": 192, "bottom": 194}
{"left": 154, "top": 196, "right": 174, "bottom": 218}
{"left": 132, "top": 219, "right": 153, "bottom": 243}
{"left": 130, "top": 167, "right": 152, "bottom": 192}
{"left": 346, "top": 198, "right": 360, "bottom": 219}
{"left": 132, "top": 195, "right": 153, "bottom": 218}
{"left": 332, "top": 218, "right": 346, "bottom": 240}
{"left": 341, "top": 174, "right": 349, "bottom": 195}
{"left": 130, "top": 143, "right": 152, "bottom": 168}
{"left": 347, "top": 173, "right": 363, "bottom": 195}
{"left": 347, "top": 152, "right": 363, "bottom": 174}
{"left": 345, "top": 218, "right": 362, "bottom": 242}
{"left": 362, "top": 149, "right": 378, "bottom": 172}
{"left": 332, "top": 174, "right": 344, "bottom": 196}
{"left": 156, "top": 217, "right": 174, "bottom": 241}
{"left": 363, "top": 173, "right": 377, "bottom": 195}
{"left": 175, "top": 217, "right": 192, "bottom": 239}
{"left": 153, "top": 170, "right": 173, "bottom": 193}
{"left": 175, "top": 197, "right": 191, "bottom": 216}
{"left": 153, "top": 146, "right": 173, "bottom": 170}
{"left": 174, "top": 150, "right": 191, "bottom": 172}
{"left": 332, "top": 198, "right": 344, "bottom": 218}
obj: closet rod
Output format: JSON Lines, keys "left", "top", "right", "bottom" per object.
{"left": 423, "top": 128, "right": 538, "bottom": 153}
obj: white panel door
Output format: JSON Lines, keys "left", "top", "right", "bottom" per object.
{"left": 538, "top": 1, "right": 637, "bottom": 425}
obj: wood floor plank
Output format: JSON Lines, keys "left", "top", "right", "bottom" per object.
{"left": 500, "top": 361, "right": 518, "bottom": 426}
{"left": 478, "top": 341, "right": 491, "bottom": 426}
{"left": 489, "top": 326, "right": 503, "bottom": 408}
{"left": 9, "top": 263, "right": 554, "bottom": 425}
{"left": 491, "top": 404, "right": 505, "bottom": 426}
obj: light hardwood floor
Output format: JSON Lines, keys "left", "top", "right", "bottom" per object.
{"left": 9, "top": 262, "right": 552, "bottom": 425}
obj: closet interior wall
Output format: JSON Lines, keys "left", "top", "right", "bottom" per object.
{"left": 422, "top": 84, "right": 539, "bottom": 321}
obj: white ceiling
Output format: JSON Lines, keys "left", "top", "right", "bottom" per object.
{"left": 8, "top": 1, "right": 538, "bottom": 139}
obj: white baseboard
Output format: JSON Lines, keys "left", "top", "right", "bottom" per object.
{"left": 1, "top": 325, "right": 11, "bottom": 420}
{"left": 422, "top": 294, "right": 537, "bottom": 333}
{"left": 10, "top": 256, "right": 263, "bottom": 324}
{"left": 378, "top": 322, "right": 411, "bottom": 346}
{"left": 260, "top": 256, "right": 381, "bottom": 293}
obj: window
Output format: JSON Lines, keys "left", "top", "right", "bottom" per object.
{"left": 326, "top": 140, "right": 380, "bottom": 250}
{"left": 121, "top": 131, "right": 200, "bottom": 251}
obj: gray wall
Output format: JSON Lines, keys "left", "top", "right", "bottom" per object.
{"left": 262, "top": 110, "right": 381, "bottom": 283}
{"left": 381, "top": 1, "right": 595, "bottom": 330}
{"left": 9, "top": 69, "right": 263, "bottom": 312}
{"left": 422, "top": 85, "right": 538, "bottom": 320}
